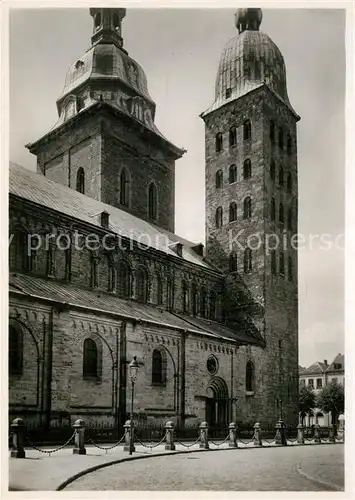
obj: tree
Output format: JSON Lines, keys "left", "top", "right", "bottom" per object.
{"left": 316, "top": 380, "right": 344, "bottom": 425}
{"left": 299, "top": 385, "right": 316, "bottom": 425}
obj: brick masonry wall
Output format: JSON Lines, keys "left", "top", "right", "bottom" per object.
{"left": 202, "top": 86, "right": 299, "bottom": 428}
{"left": 30, "top": 108, "right": 176, "bottom": 233}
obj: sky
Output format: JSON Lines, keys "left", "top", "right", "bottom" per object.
{"left": 9, "top": 7, "right": 345, "bottom": 367}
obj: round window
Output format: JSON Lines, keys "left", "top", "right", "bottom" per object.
{"left": 207, "top": 355, "right": 218, "bottom": 375}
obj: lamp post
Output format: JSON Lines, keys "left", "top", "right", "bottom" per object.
{"left": 128, "top": 356, "right": 139, "bottom": 455}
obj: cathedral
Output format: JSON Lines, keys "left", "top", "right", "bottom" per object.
{"left": 9, "top": 8, "right": 300, "bottom": 430}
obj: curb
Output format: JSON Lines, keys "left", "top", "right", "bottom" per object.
{"left": 296, "top": 464, "right": 343, "bottom": 492}
{"left": 57, "top": 441, "right": 343, "bottom": 491}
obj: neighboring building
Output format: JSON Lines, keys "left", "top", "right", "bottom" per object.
{"left": 299, "top": 354, "right": 344, "bottom": 426}
{"left": 9, "top": 8, "right": 300, "bottom": 429}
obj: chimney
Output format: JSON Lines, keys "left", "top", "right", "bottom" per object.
{"left": 324, "top": 359, "right": 328, "bottom": 366}
{"left": 169, "top": 242, "right": 183, "bottom": 257}
{"left": 99, "top": 210, "right": 109, "bottom": 229}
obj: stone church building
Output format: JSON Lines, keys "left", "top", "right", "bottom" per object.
{"left": 9, "top": 8, "right": 300, "bottom": 430}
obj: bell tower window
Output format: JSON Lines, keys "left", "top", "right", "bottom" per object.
{"left": 243, "top": 120, "right": 251, "bottom": 140}
{"left": 76, "top": 168, "right": 85, "bottom": 194}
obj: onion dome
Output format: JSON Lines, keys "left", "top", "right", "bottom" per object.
{"left": 202, "top": 8, "right": 297, "bottom": 117}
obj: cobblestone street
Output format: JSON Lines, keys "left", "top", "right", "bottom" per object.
{"left": 65, "top": 444, "right": 344, "bottom": 491}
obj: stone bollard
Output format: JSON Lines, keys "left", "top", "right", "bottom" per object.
{"left": 199, "top": 421, "right": 209, "bottom": 449}
{"left": 253, "top": 422, "right": 263, "bottom": 447}
{"left": 313, "top": 424, "right": 321, "bottom": 444}
{"left": 165, "top": 421, "right": 176, "bottom": 451}
{"left": 10, "top": 418, "right": 26, "bottom": 458}
{"left": 275, "top": 420, "right": 287, "bottom": 446}
{"left": 123, "top": 420, "right": 135, "bottom": 454}
{"left": 73, "top": 419, "right": 86, "bottom": 455}
{"left": 228, "top": 422, "right": 238, "bottom": 448}
{"left": 297, "top": 424, "right": 305, "bottom": 444}
{"left": 328, "top": 425, "right": 335, "bottom": 443}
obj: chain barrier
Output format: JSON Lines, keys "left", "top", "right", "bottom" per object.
{"left": 209, "top": 434, "right": 230, "bottom": 447}
{"left": 86, "top": 433, "right": 125, "bottom": 453}
{"left": 262, "top": 435, "right": 277, "bottom": 444}
{"left": 175, "top": 436, "right": 201, "bottom": 448}
{"left": 135, "top": 431, "right": 168, "bottom": 449}
{"left": 238, "top": 432, "right": 256, "bottom": 445}
{"left": 25, "top": 432, "right": 75, "bottom": 456}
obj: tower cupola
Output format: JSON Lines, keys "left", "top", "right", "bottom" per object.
{"left": 235, "top": 8, "right": 262, "bottom": 33}
{"left": 90, "top": 8, "right": 126, "bottom": 50}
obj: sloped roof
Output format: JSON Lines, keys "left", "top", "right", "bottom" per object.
{"left": 9, "top": 162, "right": 216, "bottom": 272}
{"left": 326, "top": 353, "right": 344, "bottom": 372}
{"left": 9, "top": 272, "right": 262, "bottom": 346}
{"left": 301, "top": 361, "right": 328, "bottom": 376}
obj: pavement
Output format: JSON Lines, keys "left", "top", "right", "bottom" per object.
{"left": 8, "top": 439, "right": 344, "bottom": 492}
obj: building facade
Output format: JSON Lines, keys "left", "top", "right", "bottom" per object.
{"left": 9, "top": 8, "right": 300, "bottom": 430}
{"left": 299, "top": 354, "right": 344, "bottom": 426}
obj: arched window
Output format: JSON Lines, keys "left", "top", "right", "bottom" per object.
{"left": 288, "top": 255, "right": 293, "bottom": 281}
{"left": 270, "top": 160, "right": 275, "bottom": 181}
{"left": 279, "top": 251, "right": 285, "bottom": 276}
{"left": 279, "top": 166, "right": 284, "bottom": 187}
{"left": 271, "top": 197, "right": 276, "bottom": 222}
{"left": 287, "top": 173, "right": 292, "bottom": 193}
{"left": 118, "top": 260, "right": 131, "bottom": 298}
{"left": 94, "top": 13, "right": 101, "bottom": 29}
{"left": 243, "top": 159, "right": 251, "bottom": 179}
{"left": 229, "top": 127, "right": 237, "bottom": 147}
{"left": 229, "top": 202, "right": 237, "bottom": 222}
{"left": 108, "top": 257, "right": 116, "bottom": 293}
{"left": 229, "top": 251, "right": 238, "bottom": 272}
{"left": 191, "top": 282, "right": 198, "bottom": 316}
{"left": 278, "top": 128, "right": 284, "bottom": 150}
{"left": 287, "top": 208, "right": 293, "bottom": 231}
{"left": 152, "top": 349, "right": 165, "bottom": 385}
{"left": 9, "top": 324, "right": 23, "bottom": 376}
{"left": 243, "top": 120, "right": 251, "bottom": 140}
{"left": 148, "top": 182, "right": 158, "bottom": 220}
{"left": 244, "top": 247, "right": 252, "bottom": 273}
{"left": 246, "top": 361, "right": 254, "bottom": 392}
{"left": 90, "top": 256, "right": 99, "bottom": 288}
{"left": 167, "top": 277, "right": 174, "bottom": 311}
{"left": 287, "top": 133, "right": 292, "bottom": 154}
{"left": 215, "top": 133, "right": 223, "bottom": 152}
{"left": 136, "top": 267, "right": 148, "bottom": 303}
{"left": 76, "top": 168, "right": 85, "bottom": 194}
{"left": 215, "top": 170, "right": 223, "bottom": 189}
{"left": 229, "top": 164, "right": 237, "bottom": 184}
{"left": 209, "top": 290, "right": 216, "bottom": 320}
{"left": 270, "top": 120, "right": 275, "bottom": 144}
{"left": 271, "top": 250, "right": 277, "bottom": 275}
{"left": 156, "top": 275, "right": 163, "bottom": 305}
{"left": 229, "top": 165, "right": 237, "bottom": 184}
{"left": 119, "top": 168, "right": 129, "bottom": 206}
{"left": 11, "top": 231, "right": 31, "bottom": 272}
{"left": 83, "top": 338, "right": 98, "bottom": 378}
{"left": 215, "top": 206, "right": 223, "bottom": 228}
{"left": 182, "top": 280, "right": 189, "bottom": 314}
{"left": 200, "top": 288, "right": 207, "bottom": 318}
{"left": 243, "top": 197, "right": 252, "bottom": 219}
{"left": 279, "top": 203, "right": 284, "bottom": 224}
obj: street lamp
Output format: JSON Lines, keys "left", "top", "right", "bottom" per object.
{"left": 128, "top": 356, "right": 139, "bottom": 455}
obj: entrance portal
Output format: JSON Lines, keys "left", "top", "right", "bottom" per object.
{"left": 205, "top": 376, "right": 229, "bottom": 427}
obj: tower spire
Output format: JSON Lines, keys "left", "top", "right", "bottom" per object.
{"left": 235, "top": 8, "right": 262, "bottom": 34}
{"left": 90, "top": 8, "right": 126, "bottom": 49}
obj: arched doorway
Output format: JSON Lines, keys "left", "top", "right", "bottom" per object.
{"left": 205, "top": 376, "right": 229, "bottom": 427}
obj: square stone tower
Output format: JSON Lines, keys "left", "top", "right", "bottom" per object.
{"left": 201, "top": 8, "right": 300, "bottom": 426}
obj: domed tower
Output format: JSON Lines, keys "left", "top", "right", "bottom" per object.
{"left": 201, "top": 9, "right": 300, "bottom": 426}
{"left": 27, "top": 8, "right": 184, "bottom": 232}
